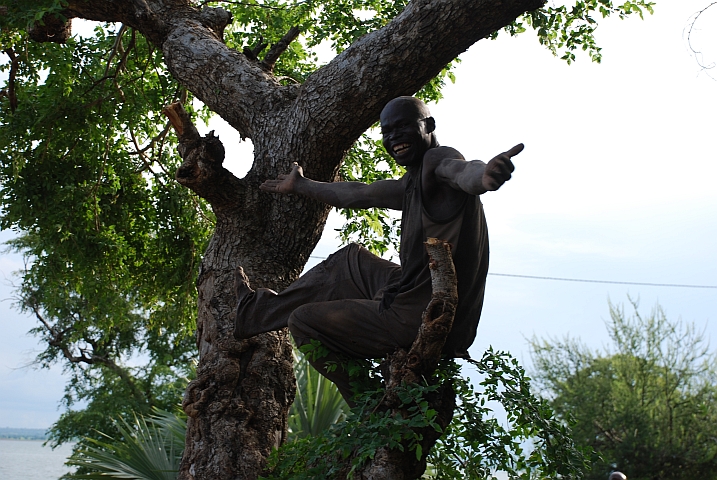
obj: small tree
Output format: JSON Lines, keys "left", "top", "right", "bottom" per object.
{"left": 530, "top": 299, "right": 717, "bottom": 480}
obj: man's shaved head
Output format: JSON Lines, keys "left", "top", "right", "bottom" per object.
{"left": 380, "top": 96, "right": 432, "bottom": 121}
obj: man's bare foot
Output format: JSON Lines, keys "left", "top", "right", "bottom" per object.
{"left": 234, "top": 267, "right": 256, "bottom": 340}
{"left": 234, "top": 266, "right": 254, "bottom": 305}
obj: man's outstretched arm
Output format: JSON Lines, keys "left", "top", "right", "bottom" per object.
{"left": 260, "top": 162, "right": 404, "bottom": 210}
{"left": 432, "top": 144, "right": 523, "bottom": 196}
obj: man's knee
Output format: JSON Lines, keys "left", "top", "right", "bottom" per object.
{"left": 323, "top": 243, "right": 360, "bottom": 267}
{"left": 287, "top": 306, "right": 313, "bottom": 347}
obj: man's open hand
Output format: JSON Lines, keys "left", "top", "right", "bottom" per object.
{"left": 482, "top": 143, "right": 523, "bottom": 191}
{"left": 260, "top": 162, "right": 304, "bottom": 194}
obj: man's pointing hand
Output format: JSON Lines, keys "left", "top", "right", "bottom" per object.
{"left": 482, "top": 143, "right": 523, "bottom": 192}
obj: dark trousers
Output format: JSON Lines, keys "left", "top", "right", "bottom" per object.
{"left": 235, "top": 244, "right": 426, "bottom": 402}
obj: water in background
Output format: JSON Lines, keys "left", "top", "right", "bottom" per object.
{"left": 0, "top": 439, "right": 74, "bottom": 480}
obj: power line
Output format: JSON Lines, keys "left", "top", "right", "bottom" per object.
{"left": 487, "top": 273, "right": 717, "bottom": 289}
{"left": 308, "top": 256, "right": 717, "bottom": 289}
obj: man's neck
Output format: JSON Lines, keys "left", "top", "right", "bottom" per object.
{"left": 406, "top": 162, "right": 422, "bottom": 177}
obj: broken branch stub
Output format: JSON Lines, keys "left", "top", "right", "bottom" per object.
{"left": 387, "top": 237, "right": 458, "bottom": 389}
{"left": 162, "top": 101, "right": 247, "bottom": 209}
{"left": 357, "top": 238, "right": 459, "bottom": 479}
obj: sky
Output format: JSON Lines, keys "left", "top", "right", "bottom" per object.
{"left": 1, "top": 1, "right": 716, "bottom": 429}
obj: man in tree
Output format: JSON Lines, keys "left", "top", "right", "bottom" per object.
{"left": 234, "top": 96, "right": 522, "bottom": 401}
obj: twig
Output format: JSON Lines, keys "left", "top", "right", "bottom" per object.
{"left": 104, "top": 25, "right": 129, "bottom": 77}
{"left": 685, "top": 2, "right": 717, "bottom": 79}
{"left": 3, "top": 48, "right": 19, "bottom": 112}
{"left": 200, "top": 0, "right": 311, "bottom": 11}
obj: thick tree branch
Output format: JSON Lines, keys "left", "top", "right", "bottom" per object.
{"left": 60, "top": 0, "right": 171, "bottom": 46}
{"left": 280, "top": 0, "right": 546, "bottom": 182}
{"left": 386, "top": 238, "right": 458, "bottom": 391}
{"left": 199, "top": 5, "right": 234, "bottom": 41}
{"left": 42, "top": 0, "right": 544, "bottom": 162}
{"left": 43, "top": 0, "right": 270, "bottom": 138}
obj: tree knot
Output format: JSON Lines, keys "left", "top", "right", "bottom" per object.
{"left": 200, "top": 7, "right": 233, "bottom": 41}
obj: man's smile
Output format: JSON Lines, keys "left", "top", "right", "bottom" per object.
{"left": 392, "top": 143, "right": 411, "bottom": 156}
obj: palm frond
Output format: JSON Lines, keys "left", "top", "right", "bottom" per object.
{"left": 288, "top": 349, "right": 349, "bottom": 441}
{"left": 63, "top": 409, "right": 185, "bottom": 480}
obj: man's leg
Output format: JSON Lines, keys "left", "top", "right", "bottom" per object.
{"left": 234, "top": 244, "right": 401, "bottom": 340}
{"left": 288, "top": 298, "right": 423, "bottom": 404}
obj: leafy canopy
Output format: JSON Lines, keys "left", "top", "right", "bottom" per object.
{"left": 530, "top": 300, "right": 717, "bottom": 480}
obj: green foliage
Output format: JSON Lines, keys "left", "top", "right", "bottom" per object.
{"left": 264, "top": 380, "right": 442, "bottom": 479}
{"left": 506, "top": 1, "right": 656, "bottom": 64}
{"left": 427, "top": 352, "right": 591, "bottom": 479}
{"left": 530, "top": 300, "right": 717, "bottom": 480}
{"left": 288, "top": 348, "right": 350, "bottom": 441}
{"left": 0, "top": 12, "right": 209, "bottom": 448}
{"left": 63, "top": 408, "right": 187, "bottom": 480}
{"left": 263, "top": 350, "right": 589, "bottom": 479}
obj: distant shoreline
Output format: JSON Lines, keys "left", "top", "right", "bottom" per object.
{"left": 0, "top": 428, "right": 48, "bottom": 441}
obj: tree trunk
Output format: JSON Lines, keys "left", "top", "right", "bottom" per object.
{"left": 32, "top": 0, "right": 545, "bottom": 478}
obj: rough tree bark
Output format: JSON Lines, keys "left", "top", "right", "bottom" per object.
{"left": 30, "top": 0, "right": 545, "bottom": 478}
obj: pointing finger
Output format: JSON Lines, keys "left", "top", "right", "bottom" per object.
{"left": 505, "top": 143, "right": 524, "bottom": 158}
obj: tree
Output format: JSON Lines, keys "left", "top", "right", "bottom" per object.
{"left": 530, "top": 300, "right": 717, "bottom": 480}
{"left": 1, "top": 0, "right": 654, "bottom": 478}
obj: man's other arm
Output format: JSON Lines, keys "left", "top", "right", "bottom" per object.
{"left": 432, "top": 144, "right": 523, "bottom": 196}
{"left": 260, "top": 162, "right": 404, "bottom": 210}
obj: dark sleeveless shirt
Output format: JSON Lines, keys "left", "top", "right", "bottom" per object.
{"left": 381, "top": 162, "right": 490, "bottom": 358}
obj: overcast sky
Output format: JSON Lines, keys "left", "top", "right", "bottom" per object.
{"left": 1, "top": 1, "right": 715, "bottom": 429}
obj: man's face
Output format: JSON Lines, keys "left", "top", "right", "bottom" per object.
{"left": 380, "top": 100, "right": 434, "bottom": 167}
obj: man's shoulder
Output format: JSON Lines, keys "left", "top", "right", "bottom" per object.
{"left": 423, "top": 146, "right": 465, "bottom": 164}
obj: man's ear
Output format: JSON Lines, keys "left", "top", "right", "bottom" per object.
{"left": 425, "top": 116, "right": 436, "bottom": 133}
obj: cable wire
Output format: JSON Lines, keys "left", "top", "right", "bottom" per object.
{"left": 487, "top": 273, "right": 717, "bottom": 289}
{"left": 309, "top": 256, "right": 717, "bottom": 289}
